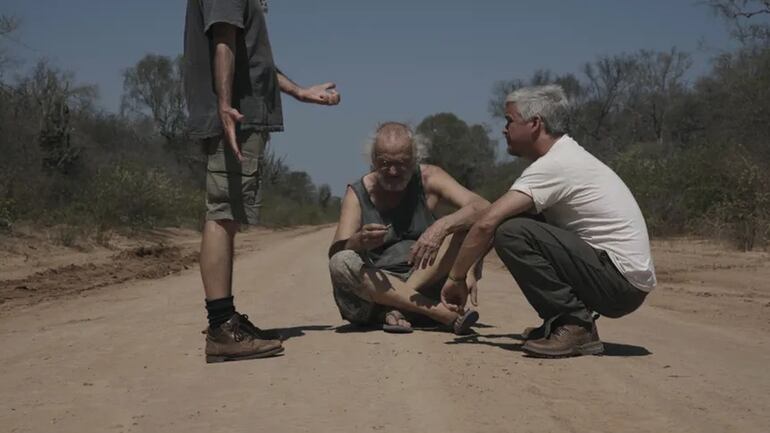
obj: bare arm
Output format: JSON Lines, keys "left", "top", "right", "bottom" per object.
{"left": 450, "top": 190, "right": 534, "bottom": 279}
{"left": 408, "top": 165, "right": 490, "bottom": 269}
{"left": 211, "top": 23, "right": 245, "bottom": 160}
{"left": 441, "top": 190, "right": 534, "bottom": 312}
{"left": 424, "top": 165, "right": 490, "bottom": 234}
{"left": 277, "top": 71, "right": 341, "bottom": 105}
{"left": 329, "top": 187, "right": 388, "bottom": 257}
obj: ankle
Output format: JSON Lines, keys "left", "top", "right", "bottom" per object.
{"left": 206, "top": 296, "right": 236, "bottom": 329}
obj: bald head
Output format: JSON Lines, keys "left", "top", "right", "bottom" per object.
{"left": 373, "top": 122, "right": 414, "bottom": 160}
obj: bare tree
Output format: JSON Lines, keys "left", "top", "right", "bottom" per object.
{"left": 318, "top": 184, "right": 332, "bottom": 209}
{"left": 121, "top": 54, "right": 187, "bottom": 148}
{"left": 15, "top": 61, "right": 98, "bottom": 174}
{"left": 704, "top": 0, "right": 770, "bottom": 42}
{"left": 630, "top": 48, "right": 693, "bottom": 143}
{"left": 581, "top": 54, "right": 638, "bottom": 147}
{"left": 0, "top": 14, "right": 21, "bottom": 81}
{"left": 488, "top": 69, "right": 585, "bottom": 119}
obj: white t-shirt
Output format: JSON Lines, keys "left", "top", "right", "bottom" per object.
{"left": 510, "top": 135, "right": 656, "bottom": 291}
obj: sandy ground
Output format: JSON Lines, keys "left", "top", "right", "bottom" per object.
{"left": 1, "top": 226, "right": 769, "bottom": 433}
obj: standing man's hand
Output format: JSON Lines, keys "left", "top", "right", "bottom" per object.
{"left": 298, "top": 82, "right": 341, "bottom": 105}
{"left": 219, "top": 106, "right": 245, "bottom": 161}
{"left": 441, "top": 278, "right": 469, "bottom": 313}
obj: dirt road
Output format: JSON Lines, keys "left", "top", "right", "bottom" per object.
{"left": 1, "top": 226, "right": 769, "bottom": 433}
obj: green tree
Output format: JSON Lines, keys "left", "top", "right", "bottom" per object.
{"left": 416, "top": 113, "right": 496, "bottom": 190}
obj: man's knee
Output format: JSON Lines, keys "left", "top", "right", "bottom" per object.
{"left": 206, "top": 219, "right": 240, "bottom": 235}
{"left": 329, "top": 250, "right": 365, "bottom": 285}
{"left": 493, "top": 217, "right": 540, "bottom": 255}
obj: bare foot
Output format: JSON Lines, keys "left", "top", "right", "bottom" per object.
{"left": 383, "top": 310, "right": 413, "bottom": 333}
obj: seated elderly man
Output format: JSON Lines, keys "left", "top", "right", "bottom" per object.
{"left": 328, "top": 122, "right": 490, "bottom": 334}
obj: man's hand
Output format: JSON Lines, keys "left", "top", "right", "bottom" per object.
{"left": 219, "top": 107, "right": 245, "bottom": 161}
{"left": 298, "top": 82, "right": 341, "bottom": 105}
{"left": 466, "top": 272, "right": 479, "bottom": 307}
{"left": 354, "top": 223, "right": 389, "bottom": 251}
{"left": 441, "top": 278, "right": 469, "bottom": 313}
{"left": 409, "top": 223, "right": 447, "bottom": 269}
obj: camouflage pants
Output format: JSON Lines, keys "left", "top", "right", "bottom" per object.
{"left": 328, "top": 250, "right": 415, "bottom": 324}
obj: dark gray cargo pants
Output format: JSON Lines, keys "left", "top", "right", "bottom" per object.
{"left": 493, "top": 217, "right": 647, "bottom": 336}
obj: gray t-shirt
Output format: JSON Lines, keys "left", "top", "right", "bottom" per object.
{"left": 184, "top": 0, "right": 284, "bottom": 139}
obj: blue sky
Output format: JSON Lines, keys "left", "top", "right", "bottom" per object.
{"left": 3, "top": 0, "right": 736, "bottom": 195}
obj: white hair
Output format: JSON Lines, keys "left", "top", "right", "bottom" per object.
{"left": 363, "top": 122, "right": 429, "bottom": 166}
{"left": 505, "top": 84, "right": 570, "bottom": 136}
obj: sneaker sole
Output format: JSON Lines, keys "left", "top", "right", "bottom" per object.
{"left": 454, "top": 310, "right": 479, "bottom": 335}
{"left": 206, "top": 346, "right": 285, "bottom": 364}
{"left": 523, "top": 341, "right": 604, "bottom": 358}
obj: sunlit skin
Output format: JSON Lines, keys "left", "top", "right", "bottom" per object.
{"left": 502, "top": 102, "right": 537, "bottom": 158}
{"left": 372, "top": 136, "right": 415, "bottom": 193}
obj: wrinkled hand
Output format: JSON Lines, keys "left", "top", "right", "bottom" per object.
{"left": 219, "top": 107, "right": 245, "bottom": 161}
{"left": 300, "top": 82, "right": 340, "bottom": 106}
{"left": 408, "top": 223, "right": 447, "bottom": 269}
{"left": 466, "top": 272, "right": 479, "bottom": 307}
{"left": 441, "top": 278, "right": 469, "bottom": 314}
{"left": 356, "top": 223, "right": 389, "bottom": 251}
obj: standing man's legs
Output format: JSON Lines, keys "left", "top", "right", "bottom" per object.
{"left": 493, "top": 217, "right": 647, "bottom": 357}
{"left": 200, "top": 219, "right": 239, "bottom": 325}
{"left": 200, "top": 130, "right": 283, "bottom": 363}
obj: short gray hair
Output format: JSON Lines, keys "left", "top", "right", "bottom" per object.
{"left": 364, "top": 122, "right": 429, "bottom": 166}
{"left": 505, "top": 84, "right": 570, "bottom": 136}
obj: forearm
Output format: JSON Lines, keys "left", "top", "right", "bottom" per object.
{"left": 448, "top": 224, "right": 495, "bottom": 279}
{"left": 435, "top": 198, "right": 489, "bottom": 235}
{"left": 213, "top": 31, "right": 236, "bottom": 109}
{"left": 277, "top": 71, "right": 303, "bottom": 101}
{"left": 343, "top": 234, "right": 365, "bottom": 252}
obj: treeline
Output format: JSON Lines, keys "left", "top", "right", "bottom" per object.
{"left": 0, "top": 21, "right": 339, "bottom": 242}
{"left": 2, "top": 1, "right": 769, "bottom": 250}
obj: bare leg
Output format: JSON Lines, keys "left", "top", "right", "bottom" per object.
{"left": 200, "top": 219, "right": 240, "bottom": 300}
{"left": 362, "top": 233, "right": 468, "bottom": 326}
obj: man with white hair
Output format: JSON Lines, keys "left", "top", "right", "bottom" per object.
{"left": 328, "top": 122, "right": 489, "bottom": 334}
{"left": 441, "top": 85, "right": 656, "bottom": 357}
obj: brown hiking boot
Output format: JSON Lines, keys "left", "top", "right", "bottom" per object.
{"left": 205, "top": 314, "right": 284, "bottom": 363}
{"left": 237, "top": 313, "right": 284, "bottom": 341}
{"left": 521, "top": 323, "right": 546, "bottom": 340}
{"left": 522, "top": 323, "right": 603, "bottom": 358}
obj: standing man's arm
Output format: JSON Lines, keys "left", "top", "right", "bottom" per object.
{"left": 440, "top": 190, "right": 535, "bottom": 312}
{"left": 211, "top": 22, "right": 245, "bottom": 161}
{"left": 277, "top": 72, "right": 341, "bottom": 106}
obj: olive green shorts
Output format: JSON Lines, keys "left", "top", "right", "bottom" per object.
{"left": 201, "top": 129, "right": 268, "bottom": 225}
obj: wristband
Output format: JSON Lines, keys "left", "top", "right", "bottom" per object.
{"left": 447, "top": 273, "right": 464, "bottom": 283}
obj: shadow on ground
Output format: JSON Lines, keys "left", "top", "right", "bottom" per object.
{"left": 447, "top": 333, "right": 652, "bottom": 357}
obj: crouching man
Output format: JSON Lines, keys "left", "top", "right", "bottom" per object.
{"left": 329, "top": 122, "right": 489, "bottom": 334}
{"left": 441, "top": 85, "right": 656, "bottom": 357}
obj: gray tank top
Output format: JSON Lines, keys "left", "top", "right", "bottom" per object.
{"left": 350, "top": 168, "right": 436, "bottom": 274}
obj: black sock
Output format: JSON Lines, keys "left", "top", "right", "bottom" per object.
{"left": 206, "top": 296, "right": 236, "bottom": 329}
